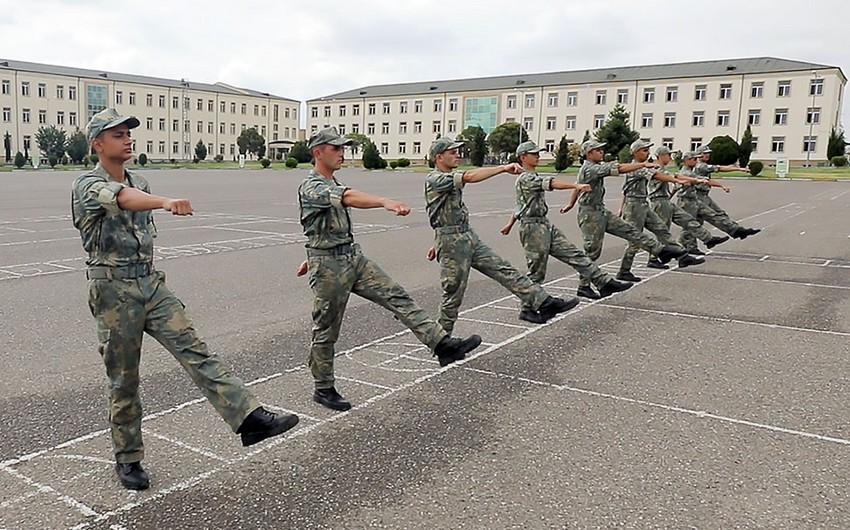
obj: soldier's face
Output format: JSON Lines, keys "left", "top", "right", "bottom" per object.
{"left": 658, "top": 154, "right": 671, "bottom": 165}
{"left": 586, "top": 148, "right": 604, "bottom": 162}
{"left": 520, "top": 152, "right": 539, "bottom": 168}
{"left": 685, "top": 158, "right": 697, "bottom": 167}
{"left": 93, "top": 125, "right": 133, "bottom": 162}
{"left": 438, "top": 149, "right": 459, "bottom": 169}
{"left": 700, "top": 153, "right": 710, "bottom": 161}
{"left": 316, "top": 144, "right": 344, "bottom": 170}
{"left": 634, "top": 147, "right": 650, "bottom": 162}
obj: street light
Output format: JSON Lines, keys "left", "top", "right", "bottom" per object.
{"left": 806, "top": 71, "right": 819, "bottom": 167}
{"left": 515, "top": 80, "right": 526, "bottom": 153}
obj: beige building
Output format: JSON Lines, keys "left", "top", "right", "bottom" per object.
{"left": 307, "top": 57, "right": 845, "bottom": 165}
{"left": 0, "top": 58, "right": 300, "bottom": 162}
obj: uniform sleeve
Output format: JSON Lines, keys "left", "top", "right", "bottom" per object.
{"left": 300, "top": 179, "right": 350, "bottom": 209}
{"left": 541, "top": 176, "right": 553, "bottom": 191}
{"left": 584, "top": 162, "right": 619, "bottom": 182}
{"left": 708, "top": 164, "right": 720, "bottom": 172}
{"left": 73, "top": 175, "right": 127, "bottom": 216}
{"left": 428, "top": 171, "right": 464, "bottom": 194}
{"left": 517, "top": 173, "right": 546, "bottom": 194}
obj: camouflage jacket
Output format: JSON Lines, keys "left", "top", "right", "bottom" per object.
{"left": 298, "top": 169, "right": 354, "bottom": 249}
{"left": 577, "top": 160, "right": 619, "bottom": 207}
{"left": 424, "top": 169, "right": 469, "bottom": 229}
{"left": 514, "top": 170, "right": 553, "bottom": 219}
{"left": 621, "top": 160, "right": 656, "bottom": 200}
{"left": 693, "top": 161, "right": 719, "bottom": 193}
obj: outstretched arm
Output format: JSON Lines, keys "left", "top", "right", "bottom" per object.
{"left": 117, "top": 187, "right": 193, "bottom": 215}
{"left": 618, "top": 161, "right": 660, "bottom": 174}
{"left": 705, "top": 178, "right": 731, "bottom": 193}
{"left": 342, "top": 189, "right": 410, "bottom": 215}
{"left": 550, "top": 179, "right": 591, "bottom": 192}
{"left": 462, "top": 163, "right": 522, "bottom": 183}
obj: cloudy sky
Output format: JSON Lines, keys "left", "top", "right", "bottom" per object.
{"left": 2, "top": 0, "right": 847, "bottom": 123}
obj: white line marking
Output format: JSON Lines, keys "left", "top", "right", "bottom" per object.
{"left": 335, "top": 376, "right": 397, "bottom": 391}
{"left": 457, "top": 316, "right": 532, "bottom": 330}
{"left": 758, "top": 255, "right": 770, "bottom": 261}
{"left": 829, "top": 189, "right": 850, "bottom": 201}
{"left": 143, "top": 431, "right": 230, "bottom": 463}
{"left": 671, "top": 270, "right": 850, "bottom": 290}
{"left": 1, "top": 466, "right": 99, "bottom": 518}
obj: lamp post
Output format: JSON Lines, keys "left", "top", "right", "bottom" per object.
{"left": 806, "top": 71, "right": 819, "bottom": 167}
{"left": 515, "top": 80, "right": 526, "bottom": 157}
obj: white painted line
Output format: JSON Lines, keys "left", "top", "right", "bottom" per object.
{"left": 143, "top": 431, "right": 230, "bottom": 463}
{"left": 1, "top": 466, "right": 99, "bottom": 518}
{"left": 758, "top": 255, "right": 770, "bottom": 261}
{"left": 490, "top": 304, "right": 519, "bottom": 312}
{"left": 335, "top": 375, "right": 397, "bottom": 391}
{"left": 457, "top": 316, "right": 532, "bottom": 330}
{"left": 671, "top": 270, "right": 850, "bottom": 290}
{"left": 829, "top": 189, "right": 850, "bottom": 201}
{"left": 599, "top": 303, "right": 850, "bottom": 338}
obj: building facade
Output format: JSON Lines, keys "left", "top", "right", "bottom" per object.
{"left": 307, "top": 57, "right": 846, "bottom": 165}
{"left": 0, "top": 59, "right": 300, "bottom": 162}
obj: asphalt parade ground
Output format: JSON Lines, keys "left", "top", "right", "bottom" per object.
{"left": 0, "top": 167, "right": 848, "bottom": 529}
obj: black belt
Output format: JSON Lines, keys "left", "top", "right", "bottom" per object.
{"left": 306, "top": 243, "right": 357, "bottom": 257}
{"left": 435, "top": 225, "right": 469, "bottom": 235}
{"left": 86, "top": 262, "right": 153, "bottom": 280}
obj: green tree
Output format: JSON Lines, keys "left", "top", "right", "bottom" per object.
{"left": 707, "top": 135, "right": 740, "bottom": 165}
{"left": 35, "top": 125, "right": 67, "bottom": 162}
{"left": 236, "top": 127, "right": 266, "bottom": 158}
{"left": 66, "top": 129, "right": 88, "bottom": 164}
{"left": 739, "top": 125, "right": 754, "bottom": 167}
{"left": 594, "top": 104, "right": 639, "bottom": 158}
{"left": 362, "top": 139, "right": 386, "bottom": 169}
{"left": 554, "top": 135, "right": 574, "bottom": 172}
{"left": 487, "top": 121, "right": 528, "bottom": 159}
{"left": 458, "top": 125, "right": 487, "bottom": 166}
{"left": 13, "top": 151, "right": 25, "bottom": 168}
{"left": 345, "top": 133, "right": 370, "bottom": 156}
{"left": 579, "top": 130, "right": 591, "bottom": 161}
{"left": 289, "top": 140, "right": 312, "bottom": 163}
{"left": 827, "top": 127, "right": 846, "bottom": 159}
{"left": 194, "top": 140, "right": 207, "bottom": 161}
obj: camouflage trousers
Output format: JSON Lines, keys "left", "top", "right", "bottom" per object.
{"left": 518, "top": 218, "right": 610, "bottom": 308}
{"left": 650, "top": 197, "right": 714, "bottom": 242}
{"left": 677, "top": 195, "right": 741, "bottom": 251}
{"left": 576, "top": 205, "right": 664, "bottom": 287}
{"left": 435, "top": 227, "right": 548, "bottom": 334}
{"left": 307, "top": 245, "right": 445, "bottom": 389}
{"left": 87, "top": 270, "right": 260, "bottom": 464}
{"left": 619, "top": 199, "right": 681, "bottom": 273}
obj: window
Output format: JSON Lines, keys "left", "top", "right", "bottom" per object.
{"left": 545, "top": 140, "right": 555, "bottom": 152}
{"left": 172, "top": 96, "right": 179, "bottom": 109}
{"left": 254, "top": 104, "right": 259, "bottom": 116}
{"left": 69, "top": 86, "right": 77, "bottom": 101}
{"left": 566, "top": 115, "right": 576, "bottom": 130}
{"left": 399, "top": 122, "right": 407, "bottom": 134}
{"left": 69, "top": 112, "right": 77, "bottom": 126}
{"left": 380, "top": 142, "right": 388, "bottom": 155}
{"left": 206, "top": 122, "right": 212, "bottom": 134}
{"left": 398, "top": 142, "right": 406, "bottom": 154}
{"left": 241, "top": 103, "right": 247, "bottom": 114}
{"left": 694, "top": 85, "right": 706, "bottom": 101}
{"left": 448, "top": 120, "right": 457, "bottom": 133}
{"left": 143, "top": 93, "right": 151, "bottom": 107}
{"left": 86, "top": 84, "right": 107, "bottom": 120}
{"left": 219, "top": 143, "right": 225, "bottom": 155}
{"left": 208, "top": 100, "right": 214, "bottom": 112}
{"left": 771, "top": 136, "right": 785, "bottom": 152}
{"left": 806, "top": 107, "right": 821, "bottom": 125}
{"left": 146, "top": 141, "right": 153, "bottom": 154}
{"left": 399, "top": 101, "right": 407, "bottom": 114}
{"left": 595, "top": 90, "right": 606, "bottom": 105}
{"left": 230, "top": 123, "right": 237, "bottom": 134}
{"left": 156, "top": 94, "right": 164, "bottom": 108}
{"left": 383, "top": 102, "right": 391, "bottom": 114}
{"left": 617, "top": 89, "right": 628, "bottom": 104}
{"left": 219, "top": 100, "right": 225, "bottom": 113}
{"left": 311, "top": 106, "right": 318, "bottom": 118}
{"left": 335, "top": 124, "right": 343, "bottom": 135}
{"left": 197, "top": 121, "right": 203, "bottom": 133}
{"left": 433, "top": 121, "right": 441, "bottom": 134}
{"left": 38, "top": 83, "right": 46, "bottom": 98}
{"left": 367, "top": 123, "right": 375, "bottom": 135}
{"left": 172, "top": 142, "right": 179, "bottom": 154}
{"left": 506, "top": 95, "right": 517, "bottom": 109}
{"left": 351, "top": 123, "right": 360, "bottom": 134}
{"left": 38, "top": 110, "right": 46, "bottom": 124}
{"left": 414, "top": 100, "right": 422, "bottom": 113}
{"left": 719, "top": 84, "right": 732, "bottom": 99}
{"left": 690, "top": 138, "right": 703, "bottom": 151}
{"left": 146, "top": 117, "right": 153, "bottom": 130}
{"left": 413, "top": 142, "right": 422, "bottom": 154}
{"left": 56, "top": 85, "right": 64, "bottom": 99}
{"left": 748, "top": 109, "right": 761, "bottom": 126}
{"left": 777, "top": 81, "right": 791, "bottom": 97}
{"left": 548, "top": 93, "right": 558, "bottom": 107}
{"left": 352, "top": 104, "right": 360, "bottom": 116}
{"left": 524, "top": 94, "right": 535, "bottom": 108}
{"left": 750, "top": 82, "right": 763, "bottom": 98}
{"left": 449, "top": 98, "right": 458, "bottom": 112}
{"left": 663, "top": 112, "right": 676, "bottom": 128}
{"left": 567, "top": 92, "right": 578, "bottom": 106}
{"left": 641, "top": 113, "right": 653, "bottom": 128}
{"left": 661, "top": 138, "right": 674, "bottom": 150}
{"left": 172, "top": 119, "right": 179, "bottom": 132}
{"left": 2, "top": 107, "right": 9, "bottom": 122}
{"left": 717, "top": 111, "right": 730, "bottom": 127}
{"left": 219, "top": 122, "right": 225, "bottom": 134}
{"left": 643, "top": 88, "right": 655, "bottom": 103}
{"left": 158, "top": 141, "right": 166, "bottom": 154}
{"left": 546, "top": 116, "right": 557, "bottom": 130}
{"left": 323, "top": 106, "right": 331, "bottom": 118}
{"left": 803, "top": 136, "right": 817, "bottom": 153}
{"left": 116, "top": 91, "right": 123, "bottom": 105}
{"left": 1, "top": 80, "right": 8, "bottom": 95}
{"left": 774, "top": 108, "right": 788, "bottom": 125}
{"left": 368, "top": 103, "right": 376, "bottom": 115}
{"left": 21, "top": 81, "right": 29, "bottom": 96}
{"left": 523, "top": 117, "right": 533, "bottom": 131}
{"left": 413, "top": 121, "right": 422, "bottom": 133}
{"left": 230, "top": 143, "right": 236, "bottom": 155}
{"left": 692, "top": 111, "right": 704, "bottom": 127}
{"left": 159, "top": 118, "right": 166, "bottom": 131}
{"left": 594, "top": 115, "right": 604, "bottom": 129}
{"left": 810, "top": 78, "right": 824, "bottom": 96}
{"left": 126, "top": 92, "right": 135, "bottom": 106}
{"left": 381, "top": 122, "right": 390, "bottom": 134}
{"left": 666, "top": 86, "right": 678, "bottom": 102}
{"left": 23, "top": 136, "right": 30, "bottom": 150}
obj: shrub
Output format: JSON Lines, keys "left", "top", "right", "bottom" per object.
{"left": 169, "top": 158, "right": 176, "bottom": 164}
{"left": 13, "top": 151, "right": 25, "bottom": 168}
{"left": 285, "top": 157, "right": 298, "bottom": 168}
{"left": 397, "top": 157, "right": 411, "bottom": 168}
{"left": 48, "top": 154, "right": 59, "bottom": 168}
{"left": 748, "top": 160, "right": 764, "bottom": 176}
{"left": 214, "top": 154, "right": 224, "bottom": 162}
{"left": 138, "top": 153, "right": 147, "bottom": 166}
{"left": 61, "top": 154, "right": 69, "bottom": 166}
{"left": 83, "top": 155, "right": 90, "bottom": 167}
{"left": 389, "top": 160, "right": 399, "bottom": 169}
{"left": 260, "top": 158, "right": 271, "bottom": 168}
{"left": 830, "top": 155, "right": 847, "bottom": 167}
{"left": 192, "top": 157, "right": 200, "bottom": 164}
{"left": 90, "top": 154, "right": 99, "bottom": 164}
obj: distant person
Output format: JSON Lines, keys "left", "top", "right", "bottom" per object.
{"left": 72, "top": 108, "right": 298, "bottom": 491}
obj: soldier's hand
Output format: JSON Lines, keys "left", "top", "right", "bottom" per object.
{"left": 295, "top": 260, "right": 308, "bottom": 277}
{"left": 722, "top": 185, "right": 731, "bottom": 193}
{"left": 384, "top": 199, "right": 410, "bottom": 216}
{"left": 500, "top": 224, "right": 512, "bottom": 235}
{"left": 164, "top": 198, "right": 193, "bottom": 215}
{"left": 616, "top": 207, "right": 623, "bottom": 218}
{"left": 502, "top": 163, "right": 523, "bottom": 175}
{"left": 560, "top": 204, "right": 574, "bottom": 214}
{"left": 426, "top": 247, "right": 436, "bottom": 261}
{"left": 643, "top": 162, "right": 661, "bottom": 169}
{"left": 576, "top": 183, "right": 591, "bottom": 193}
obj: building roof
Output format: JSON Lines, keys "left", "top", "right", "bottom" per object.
{"left": 310, "top": 57, "right": 844, "bottom": 102}
{"left": 0, "top": 58, "right": 297, "bottom": 102}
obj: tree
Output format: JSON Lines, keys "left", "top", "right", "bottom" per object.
{"left": 554, "top": 135, "right": 574, "bottom": 172}
{"left": 739, "top": 125, "right": 754, "bottom": 167}
{"left": 487, "top": 121, "right": 528, "bottom": 159}
{"left": 345, "top": 133, "right": 370, "bottom": 156}
{"left": 66, "top": 129, "right": 88, "bottom": 164}
{"left": 35, "top": 125, "right": 67, "bottom": 162}
{"left": 362, "top": 139, "right": 387, "bottom": 169}
{"left": 707, "top": 135, "right": 740, "bottom": 165}
{"left": 458, "top": 125, "right": 487, "bottom": 167}
{"left": 579, "top": 130, "right": 591, "bottom": 162}
{"left": 289, "top": 140, "right": 312, "bottom": 163}
{"left": 194, "top": 140, "right": 207, "bottom": 161}
{"left": 827, "top": 127, "right": 846, "bottom": 160}
{"left": 594, "top": 104, "right": 639, "bottom": 159}
{"left": 236, "top": 127, "right": 266, "bottom": 158}
{"left": 13, "top": 151, "right": 25, "bottom": 168}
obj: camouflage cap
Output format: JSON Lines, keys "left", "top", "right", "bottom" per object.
{"left": 307, "top": 126, "right": 354, "bottom": 149}
{"left": 696, "top": 145, "right": 712, "bottom": 154}
{"left": 683, "top": 151, "right": 699, "bottom": 160}
{"left": 630, "top": 139, "right": 654, "bottom": 153}
{"left": 86, "top": 108, "right": 140, "bottom": 142}
{"left": 516, "top": 140, "right": 545, "bottom": 156}
{"left": 655, "top": 146, "right": 673, "bottom": 157}
{"left": 430, "top": 137, "right": 464, "bottom": 158}
{"left": 580, "top": 139, "right": 606, "bottom": 156}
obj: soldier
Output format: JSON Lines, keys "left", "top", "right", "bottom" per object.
{"left": 425, "top": 137, "right": 579, "bottom": 329}
{"left": 72, "top": 108, "right": 299, "bottom": 491}
{"left": 616, "top": 139, "right": 716, "bottom": 279}
{"left": 499, "top": 141, "right": 633, "bottom": 301}
{"left": 680, "top": 146, "right": 761, "bottom": 253}
{"left": 300, "top": 127, "right": 481, "bottom": 412}
{"left": 559, "top": 140, "right": 689, "bottom": 290}
{"left": 643, "top": 146, "right": 730, "bottom": 269}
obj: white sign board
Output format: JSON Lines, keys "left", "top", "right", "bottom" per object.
{"left": 238, "top": 154, "right": 246, "bottom": 168}
{"left": 31, "top": 151, "right": 40, "bottom": 169}
{"left": 775, "top": 157, "right": 789, "bottom": 178}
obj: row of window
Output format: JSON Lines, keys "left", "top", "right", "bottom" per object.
{"left": 311, "top": 98, "right": 462, "bottom": 119}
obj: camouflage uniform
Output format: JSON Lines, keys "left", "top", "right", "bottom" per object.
{"left": 425, "top": 169, "right": 549, "bottom": 334}
{"left": 618, "top": 164, "right": 683, "bottom": 273}
{"left": 514, "top": 169, "right": 611, "bottom": 305}
{"left": 648, "top": 169, "right": 717, "bottom": 241}
{"left": 676, "top": 165, "right": 742, "bottom": 250}
{"left": 72, "top": 164, "right": 261, "bottom": 464}
{"left": 575, "top": 160, "right": 664, "bottom": 288}
{"left": 300, "top": 170, "right": 445, "bottom": 389}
